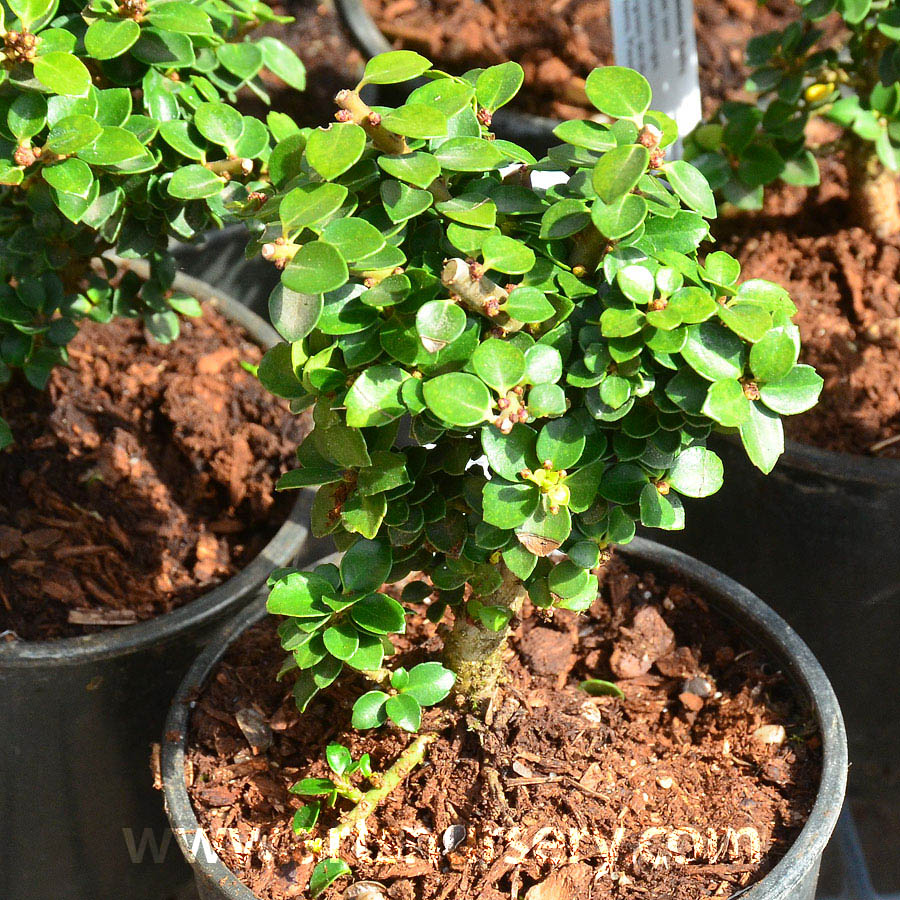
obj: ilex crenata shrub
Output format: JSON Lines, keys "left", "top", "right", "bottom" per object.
{"left": 240, "top": 53, "right": 822, "bottom": 895}
{"left": 686, "top": 0, "right": 900, "bottom": 237}
{"left": 0, "top": 0, "right": 305, "bottom": 447}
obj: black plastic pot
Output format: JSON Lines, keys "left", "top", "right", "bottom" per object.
{"left": 0, "top": 275, "right": 314, "bottom": 900}
{"left": 162, "top": 539, "right": 847, "bottom": 900}
{"left": 660, "top": 436, "right": 900, "bottom": 789}
{"left": 334, "top": 0, "right": 562, "bottom": 156}
{"left": 170, "top": 226, "right": 280, "bottom": 322}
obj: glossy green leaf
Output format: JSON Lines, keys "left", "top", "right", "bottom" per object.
{"left": 351, "top": 592, "right": 407, "bottom": 635}
{"left": 84, "top": 18, "right": 140, "bottom": 59}
{"left": 385, "top": 693, "right": 422, "bottom": 731}
{"left": 592, "top": 144, "right": 650, "bottom": 203}
{"left": 306, "top": 122, "right": 367, "bottom": 180}
{"left": 423, "top": 372, "right": 493, "bottom": 426}
{"left": 282, "top": 241, "right": 349, "bottom": 295}
{"left": 667, "top": 446, "right": 724, "bottom": 497}
{"left": 362, "top": 50, "right": 431, "bottom": 85}
{"left": 167, "top": 165, "right": 224, "bottom": 199}
{"left": 585, "top": 66, "right": 652, "bottom": 118}
{"left": 472, "top": 338, "right": 525, "bottom": 393}
{"left": 33, "top": 52, "right": 91, "bottom": 96}
{"left": 759, "top": 365, "right": 823, "bottom": 415}
{"left": 476, "top": 61, "right": 524, "bottom": 111}
{"left": 351, "top": 690, "right": 390, "bottom": 728}
{"left": 309, "top": 859, "right": 351, "bottom": 898}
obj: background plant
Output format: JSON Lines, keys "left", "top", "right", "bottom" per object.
{"left": 0, "top": 0, "right": 306, "bottom": 447}
{"left": 685, "top": 0, "right": 900, "bottom": 237}
{"left": 240, "top": 52, "right": 821, "bottom": 896}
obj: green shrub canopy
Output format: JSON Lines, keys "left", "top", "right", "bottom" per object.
{"left": 246, "top": 53, "right": 823, "bottom": 737}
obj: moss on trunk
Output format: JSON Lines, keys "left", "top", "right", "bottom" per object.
{"left": 846, "top": 144, "right": 900, "bottom": 240}
{"left": 442, "top": 564, "right": 526, "bottom": 708}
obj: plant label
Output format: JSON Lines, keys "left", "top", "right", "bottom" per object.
{"left": 610, "top": 0, "right": 702, "bottom": 158}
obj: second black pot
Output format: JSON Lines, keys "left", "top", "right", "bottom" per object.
{"left": 660, "top": 436, "right": 900, "bottom": 789}
{"left": 0, "top": 276, "right": 313, "bottom": 900}
{"left": 161, "top": 539, "right": 847, "bottom": 900}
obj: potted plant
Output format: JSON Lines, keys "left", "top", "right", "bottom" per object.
{"left": 664, "top": 0, "right": 900, "bottom": 786}
{"left": 162, "top": 54, "right": 846, "bottom": 900}
{"left": 334, "top": 0, "right": 838, "bottom": 152}
{"left": 0, "top": 3, "right": 310, "bottom": 897}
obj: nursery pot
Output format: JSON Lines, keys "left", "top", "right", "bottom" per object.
{"left": 170, "top": 226, "right": 280, "bottom": 322}
{"left": 334, "top": 0, "right": 562, "bottom": 156}
{"left": 659, "top": 436, "right": 900, "bottom": 789}
{"left": 161, "top": 539, "right": 847, "bottom": 900}
{"left": 0, "top": 274, "right": 314, "bottom": 900}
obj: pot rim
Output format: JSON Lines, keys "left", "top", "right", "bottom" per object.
{"left": 0, "top": 262, "right": 311, "bottom": 667}
{"left": 161, "top": 539, "right": 847, "bottom": 900}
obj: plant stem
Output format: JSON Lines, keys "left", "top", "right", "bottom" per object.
{"left": 845, "top": 143, "right": 900, "bottom": 239}
{"left": 442, "top": 564, "right": 526, "bottom": 706}
{"left": 334, "top": 89, "right": 408, "bottom": 155}
{"left": 326, "top": 732, "right": 436, "bottom": 854}
{"left": 441, "top": 258, "right": 524, "bottom": 333}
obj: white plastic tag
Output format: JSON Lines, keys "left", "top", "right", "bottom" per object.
{"left": 610, "top": 0, "right": 702, "bottom": 156}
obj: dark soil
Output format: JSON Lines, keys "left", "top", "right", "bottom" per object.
{"left": 360, "top": 0, "right": 841, "bottom": 120}
{"left": 0, "top": 305, "right": 309, "bottom": 641}
{"left": 184, "top": 555, "right": 821, "bottom": 900}
{"left": 713, "top": 155, "right": 900, "bottom": 458}
{"left": 239, "top": 0, "right": 366, "bottom": 128}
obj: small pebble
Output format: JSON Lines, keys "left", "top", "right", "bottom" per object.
{"left": 682, "top": 676, "right": 713, "bottom": 698}
{"left": 657, "top": 776, "right": 674, "bottom": 789}
{"left": 442, "top": 824, "right": 467, "bottom": 854}
{"left": 752, "top": 724, "right": 786, "bottom": 745}
{"left": 344, "top": 882, "right": 387, "bottom": 900}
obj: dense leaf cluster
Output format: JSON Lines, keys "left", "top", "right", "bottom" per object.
{"left": 685, "top": 0, "right": 900, "bottom": 206}
{"left": 0, "top": 0, "right": 304, "bottom": 446}
{"left": 251, "top": 54, "right": 821, "bottom": 724}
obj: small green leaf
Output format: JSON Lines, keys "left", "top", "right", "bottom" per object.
{"left": 482, "top": 234, "right": 535, "bottom": 275}
{"left": 326, "top": 743, "right": 353, "bottom": 775}
{"left": 292, "top": 803, "right": 321, "bottom": 834}
{"left": 291, "top": 778, "right": 339, "bottom": 797}
{"left": 306, "top": 122, "right": 367, "bottom": 180}
{"left": 283, "top": 241, "right": 349, "bottom": 295}
{"left": 402, "top": 662, "right": 456, "bottom": 706}
{"left": 362, "top": 50, "right": 432, "bottom": 85}
{"left": 167, "top": 165, "right": 224, "bottom": 199}
{"left": 580, "top": 679, "right": 625, "bottom": 699}
{"left": 585, "top": 66, "right": 652, "bottom": 118}
{"left": 740, "top": 400, "right": 784, "bottom": 473}
{"left": 432, "top": 137, "right": 506, "bottom": 171}
{"left": 416, "top": 299, "right": 466, "bottom": 351}
{"left": 345, "top": 364, "right": 407, "bottom": 427}
{"left": 475, "top": 61, "right": 524, "bottom": 111}
{"left": 664, "top": 160, "right": 716, "bottom": 218}
{"left": 382, "top": 103, "right": 448, "bottom": 139}
{"left": 43, "top": 158, "right": 92, "bottom": 197}
{"left": 309, "top": 858, "right": 351, "bottom": 899}
{"left": 702, "top": 378, "right": 752, "bottom": 427}
{"left": 667, "top": 446, "right": 724, "bottom": 498}
{"left": 378, "top": 151, "right": 441, "bottom": 189}
{"left": 258, "top": 36, "right": 306, "bottom": 90}
{"left": 749, "top": 328, "right": 798, "bottom": 382}
{"left": 146, "top": 1, "right": 214, "bottom": 35}
{"left": 381, "top": 180, "right": 433, "bottom": 223}
{"left": 472, "top": 338, "right": 525, "bottom": 393}
{"left": 280, "top": 183, "right": 349, "bottom": 233}
{"left": 84, "top": 18, "right": 140, "bottom": 59}
{"left": 194, "top": 102, "right": 243, "bottom": 149}
{"left": 352, "top": 690, "right": 390, "bottom": 728}
{"left": 482, "top": 479, "right": 539, "bottom": 529}
{"left": 46, "top": 114, "right": 102, "bottom": 154}
{"left": 759, "top": 365, "right": 823, "bottom": 415}
{"left": 592, "top": 194, "right": 647, "bottom": 240}
{"left": 323, "top": 622, "right": 360, "bottom": 661}
{"left": 592, "top": 145, "right": 650, "bottom": 203}
{"left": 681, "top": 322, "right": 746, "bottom": 381}
{"left": 341, "top": 537, "right": 392, "bottom": 593}
{"left": 33, "top": 52, "right": 92, "bottom": 96}
{"left": 351, "top": 592, "right": 407, "bottom": 635}
{"left": 423, "top": 372, "right": 493, "bottom": 426}
{"left": 481, "top": 422, "right": 537, "bottom": 481}
{"left": 385, "top": 693, "right": 422, "bottom": 731}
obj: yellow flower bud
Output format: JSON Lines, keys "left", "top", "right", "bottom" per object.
{"left": 804, "top": 83, "right": 835, "bottom": 104}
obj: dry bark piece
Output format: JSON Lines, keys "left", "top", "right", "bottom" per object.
{"left": 235, "top": 708, "right": 274, "bottom": 754}
{"left": 609, "top": 605, "right": 676, "bottom": 679}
